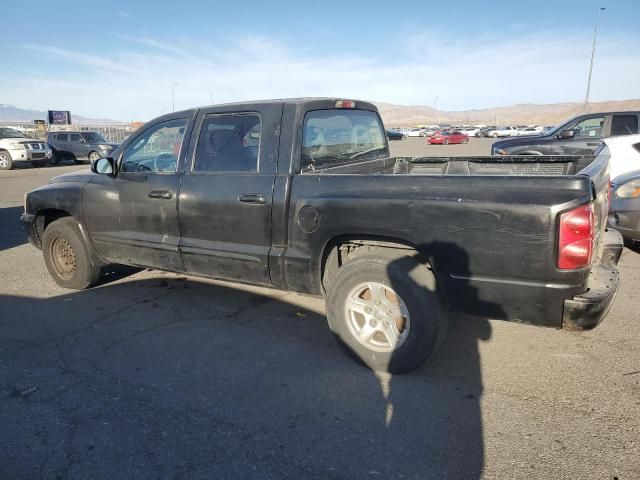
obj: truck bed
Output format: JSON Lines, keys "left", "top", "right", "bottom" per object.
{"left": 304, "top": 155, "right": 596, "bottom": 176}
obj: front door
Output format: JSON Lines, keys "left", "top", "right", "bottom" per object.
{"left": 82, "top": 117, "right": 190, "bottom": 270}
{"left": 558, "top": 114, "right": 607, "bottom": 155}
{"left": 177, "top": 103, "right": 282, "bottom": 285}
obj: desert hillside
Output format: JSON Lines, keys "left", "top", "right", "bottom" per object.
{"left": 376, "top": 99, "right": 640, "bottom": 127}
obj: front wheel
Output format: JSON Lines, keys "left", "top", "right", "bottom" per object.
{"left": 88, "top": 151, "right": 102, "bottom": 162}
{"left": 326, "top": 253, "right": 447, "bottom": 374}
{"left": 0, "top": 150, "right": 14, "bottom": 170}
{"left": 444, "top": 139, "right": 449, "bottom": 145}
{"left": 42, "top": 217, "right": 102, "bottom": 289}
{"left": 492, "top": 133, "right": 499, "bottom": 138}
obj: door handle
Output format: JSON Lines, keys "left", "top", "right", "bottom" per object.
{"left": 238, "top": 193, "right": 266, "bottom": 204}
{"left": 148, "top": 190, "right": 173, "bottom": 199}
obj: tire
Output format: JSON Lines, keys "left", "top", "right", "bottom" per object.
{"left": 464, "top": 138, "right": 469, "bottom": 144}
{"left": 492, "top": 133, "right": 499, "bottom": 138}
{"left": 42, "top": 217, "right": 102, "bottom": 289}
{"left": 0, "top": 150, "right": 14, "bottom": 170}
{"left": 326, "top": 252, "right": 447, "bottom": 374}
{"left": 444, "top": 139, "right": 449, "bottom": 145}
{"left": 88, "top": 151, "right": 101, "bottom": 162}
{"left": 49, "top": 152, "right": 62, "bottom": 166}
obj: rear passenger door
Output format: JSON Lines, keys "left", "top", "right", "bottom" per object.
{"left": 177, "top": 103, "right": 283, "bottom": 285}
{"left": 54, "top": 133, "right": 69, "bottom": 157}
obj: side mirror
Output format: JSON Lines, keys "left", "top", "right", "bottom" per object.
{"left": 557, "top": 129, "right": 575, "bottom": 139}
{"left": 91, "top": 157, "right": 115, "bottom": 176}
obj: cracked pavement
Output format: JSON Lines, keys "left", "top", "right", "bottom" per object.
{"left": 1, "top": 144, "right": 639, "bottom": 479}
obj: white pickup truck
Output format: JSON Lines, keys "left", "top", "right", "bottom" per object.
{"left": 0, "top": 127, "right": 52, "bottom": 170}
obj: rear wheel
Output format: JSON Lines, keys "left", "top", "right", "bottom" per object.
{"left": 49, "top": 152, "right": 62, "bottom": 165}
{"left": 326, "top": 252, "right": 447, "bottom": 373}
{"left": 0, "top": 150, "right": 14, "bottom": 170}
{"left": 88, "top": 151, "right": 102, "bottom": 162}
{"left": 42, "top": 217, "right": 101, "bottom": 289}
{"left": 492, "top": 132, "right": 499, "bottom": 138}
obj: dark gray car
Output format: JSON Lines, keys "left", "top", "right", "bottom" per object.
{"left": 492, "top": 112, "right": 640, "bottom": 156}
{"left": 47, "top": 131, "right": 119, "bottom": 164}
{"left": 609, "top": 169, "right": 640, "bottom": 245}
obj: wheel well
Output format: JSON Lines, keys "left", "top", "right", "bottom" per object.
{"left": 320, "top": 236, "right": 433, "bottom": 292}
{"left": 35, "top": 209, "right": 72, "bottom": 241}
{"left": 513, "top": 150, "right": 543, "bottom": 156}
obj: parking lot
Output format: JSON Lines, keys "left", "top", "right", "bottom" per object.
{"left": 1, "top": 138, "right": 639, "bottom": 479}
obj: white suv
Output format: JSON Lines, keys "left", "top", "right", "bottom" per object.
{"left": 0, "top": 127, "right": 52, "bottom": 170}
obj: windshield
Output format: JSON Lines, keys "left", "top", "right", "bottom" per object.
{"left": 82, "top": 132, "right": 108, "bottom": 143}
{"left": 302, "top": 109, "right": 388, "bottom": 169}
{"left": 0, "top": 128, "right": 26, "bottom": 139}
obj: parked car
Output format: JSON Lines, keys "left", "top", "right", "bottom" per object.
{"left": 386, "top": 129, "right": 405, "bottom": 140}
{"left": 0, "top": 127, "right": 52, "bottom": 170}
{"left": 406, "top": 128, "right": 425, "bottom": 137}
{"left": 419, "top": 128, "right": 438, "bottom": 137}
{"left": 606, "top": 135, "right": 640, "bottom": 245}
{"left": 428, "top": 130, "right": 468, "bottom": 144}
{"left": 609, "top": 170, "right": 640, "bottom": 246}
{"left": 513, "top": 127, "right": 542, "bottom": 137}
{"left": 22, "top": 98, "right": 621, "bottom": 374}
{"left": 47, "top": 131, "right": 119, "bottom": 165}
{"left": 492, "top": 111, "right": 640, "bottom": 156}
{"left": 487, "top": 126, "right": 518, "bottom": 138}
{"left": 476, "top": 126, "right": 497, "bottom": 138}
{"left": 462, "top": 127, "right": 480, "bottom": 137}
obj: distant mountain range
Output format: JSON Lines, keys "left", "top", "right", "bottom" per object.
{"left": 376, "top": 99, "right": 640, "bottom": 127}
{"left": 3, "top": 99, "right": 640, "bottom": 127}
{"left": 0, "top": 104, "right": 121, "bottom": 125}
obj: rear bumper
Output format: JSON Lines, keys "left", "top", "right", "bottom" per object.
{"left": 562, "top": 229, "right": 624, "bottom": 331}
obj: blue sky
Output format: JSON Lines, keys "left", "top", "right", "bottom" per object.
{"left": 3, "top": 0, "right": 639, "bottom": 120}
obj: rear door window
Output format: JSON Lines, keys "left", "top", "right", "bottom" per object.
{"left": 193, "top": 113, "right": 261, "bottom": 172}
{"left": 56, "top": 134, "right": 68, "bottom": 141}
{"left": 611, "top": 115, "right": 639, "bottom": 136}
{"left": 69, "top": 133, "right": 81, "bottom": 142}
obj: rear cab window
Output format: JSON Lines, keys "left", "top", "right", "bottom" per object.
{"left": 301, "top": 109, "right": 388, "bottom": 170}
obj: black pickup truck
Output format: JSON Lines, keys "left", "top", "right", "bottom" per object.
{"left": 22, "top": 98, "right": 623, "bottom": 373}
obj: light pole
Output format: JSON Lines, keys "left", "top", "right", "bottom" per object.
{"left": 433, "top": 96, "right": 439, "bottom": 125}
{"left": 171, "top": 82, "right": 179, "bottom": 112}
{"left": 584, "top": 7, "right": 606, "bottom": 113}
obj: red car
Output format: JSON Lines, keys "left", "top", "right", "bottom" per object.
{"left": 428, "top": 130, "right": 469, "bottom": 145}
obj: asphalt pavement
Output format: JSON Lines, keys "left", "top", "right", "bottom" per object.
{"left": 0, "top": 144, "right": 639, "bottom": 479}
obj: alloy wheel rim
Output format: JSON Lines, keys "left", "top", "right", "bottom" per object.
{"left": 344, "top": 282, "right": 411, "bottom": 352}
{"left": 0, "top": 155, "right": 8, "bottom": 168}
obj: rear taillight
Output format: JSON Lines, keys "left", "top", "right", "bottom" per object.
{"left": 557, "top": 203, "right": 595, "bottom": 270}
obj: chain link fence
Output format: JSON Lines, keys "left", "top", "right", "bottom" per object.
{"left": 0, "top": 121, "right": 138, "bottom": 143}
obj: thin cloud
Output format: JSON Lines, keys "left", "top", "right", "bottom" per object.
{"left": 8, "top": 31, "right": 640, "bottom": 121}
{"left": 117, "top": 10, "right": 131, "bottom": 19}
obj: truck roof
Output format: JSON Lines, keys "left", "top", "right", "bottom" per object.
{"left": 170, "top": 97, "right": 379, "bottom": 117}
